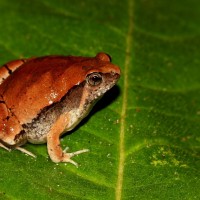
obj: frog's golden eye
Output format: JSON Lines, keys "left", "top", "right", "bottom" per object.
{"left": 86, "top": 72, "right": 102, "bottom": 86}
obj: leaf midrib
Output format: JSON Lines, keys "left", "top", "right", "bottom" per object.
{"left": 115, "top": 0, "right": 134, "bottom": 200}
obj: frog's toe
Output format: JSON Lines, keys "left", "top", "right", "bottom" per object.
{"left": 63, "top": 157, "right": 79, "bottom": 167}
{"left": 65, "top": 148, "right": 89, "bottom": 156}
{"left": 0, "top": 142, "right": 11, "bottom": 152}
{"left": 15, "top": 146, "right": 36, "bottom": 158}
{"left": 62, "top": 149, "right": 89, "bottom": 167}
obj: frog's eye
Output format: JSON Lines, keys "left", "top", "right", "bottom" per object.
{"left": 86, "top": 72, "right": 102, "bottom": 86}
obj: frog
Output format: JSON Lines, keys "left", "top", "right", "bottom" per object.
{"left": 0, "top": 52, "right": 120, "bottom": 166}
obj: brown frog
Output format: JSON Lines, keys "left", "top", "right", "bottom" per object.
{"left": 0, "top": 52, "right": 120, "bottom": 166}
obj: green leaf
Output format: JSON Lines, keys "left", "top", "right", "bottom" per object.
{"left": 0, "top": 0, "right": 199, "bottom": 200}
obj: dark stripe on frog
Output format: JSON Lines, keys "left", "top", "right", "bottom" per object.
{"left": 3, "top": 59, "right": 26, "bottom": 75}
{"left": 4, "top": 65, "right": 13, "bottom": 75}
{"left": 14, "top": 130, "right": 27, "bottom": 146}
{"left": 0, "top": 94, "right": 6, "bottom": 104}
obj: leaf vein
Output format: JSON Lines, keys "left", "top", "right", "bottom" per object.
{"left": 115, "top": 0, "right": 134, "bottom": 200}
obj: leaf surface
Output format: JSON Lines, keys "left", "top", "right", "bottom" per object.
{"left": 0, "top": 0, "right": 199, "bottom": 199}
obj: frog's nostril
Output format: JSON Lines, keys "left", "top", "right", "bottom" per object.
{"left": 111, "top": 71, "right": 120, "bottom": 78}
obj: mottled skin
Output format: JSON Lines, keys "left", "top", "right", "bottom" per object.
{"left": 0, "top": 52, "right": 120, "bottom": 166}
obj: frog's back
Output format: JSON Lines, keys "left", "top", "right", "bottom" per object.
{"left": 0, "top": 56, "right": 86, "bottom": 123}
{"left": 0, "top": 55, "right": 89, "bottom": 145}
{"left": 0, "top": 54, "right": 116, "bottom": 125}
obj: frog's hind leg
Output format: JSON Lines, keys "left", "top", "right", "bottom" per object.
{"left": 0, "top": 97, "right": 36, "bottom": 158}
{"left": 0, "top": 101, "right": 22, "bottom": 144}
{"left": 0, "top": 59, "right": 24, "bottom": 85}
{"left": 0, "top": 57, "right": 34, "bottom": 85}
{"left": 0, "top": 142, "right": 36, "bottom": 158}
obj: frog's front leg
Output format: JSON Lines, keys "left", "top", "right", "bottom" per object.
{"left": 47, "top": 113, "right": 89, "bottom": 167}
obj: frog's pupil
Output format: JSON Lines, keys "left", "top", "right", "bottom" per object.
{"left": 87, "top": 73, "right": 102, "bottom": 86}
{"left": 92, "top": 75, "right": 100, "bottom": 83}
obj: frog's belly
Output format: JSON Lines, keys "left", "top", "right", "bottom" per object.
{"left": 27, "top": 134, "right": 47, "bottom": 144}
{"left": 24, "top": 102, "right": 61, "bottom": 144}
{"left": 25, "top": 116, "right": 51, "bottom": 144}
{"left": 26, "top": 108, "right": 90, "bottom": 144}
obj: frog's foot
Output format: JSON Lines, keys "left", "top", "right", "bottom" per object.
{"left": 15, "top": 146, "right": 36, "bottom": 158}
{"left": 0, "top": 142, "right": 11, "bottom": 152}
{"left": 62, "top": 148, "right": 89, "bottom": 167}
{"left": 0, "top": 143, "right": 36, "bottom": 158}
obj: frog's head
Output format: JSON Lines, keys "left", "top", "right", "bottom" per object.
{"left": 79, "top": 52, "right": 120, "bottom": 109}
